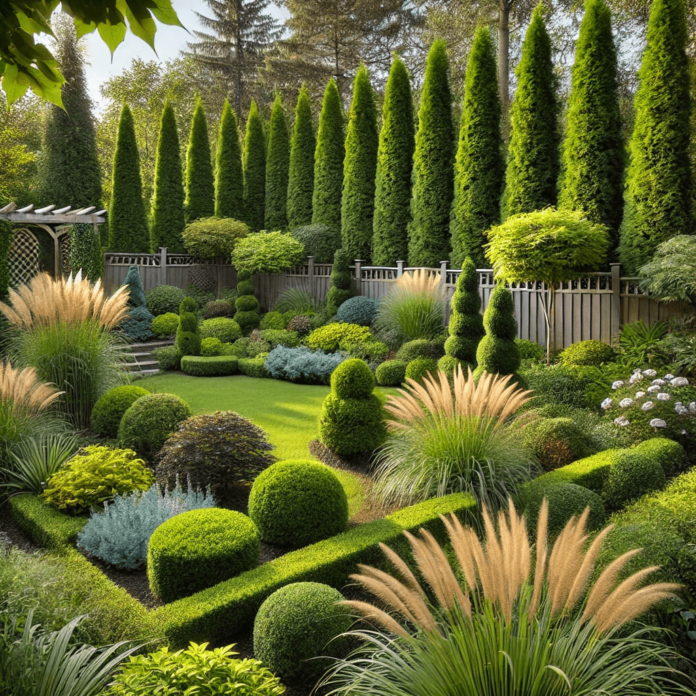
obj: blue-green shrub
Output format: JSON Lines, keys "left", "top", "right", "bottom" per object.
{"left": 336, "top": 296, "right": 380, "bottom": 326}
{"left": 91, "top": 385, "right": 150, "bottom": 438}
{"left": 181, "top": 355, "right": 239, "bottom": 376}
{"left": 121, "top": 306, "right": 155, "bottom": 342}
{"left": 265, "top": 346, "right": 345, "bottom": 384}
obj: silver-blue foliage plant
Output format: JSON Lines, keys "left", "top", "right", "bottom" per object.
{"left": 265, "top": 345, "right": 345, "bottom": 384}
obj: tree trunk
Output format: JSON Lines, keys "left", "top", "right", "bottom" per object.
{"left": 498, "top": 1, "right": 510, "bottom": 114}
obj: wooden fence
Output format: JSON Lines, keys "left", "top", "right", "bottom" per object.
{"left": 104, "top": 250, "right": 691, "bottom": 349}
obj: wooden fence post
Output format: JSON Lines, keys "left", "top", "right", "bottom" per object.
{"left": 396, "top": 260, "right": 405, "bottom": 278}
{"left": 307, "top": 255, "right": 314, "bottom": 296}
{"left": 611, "top": 263, "right": 622, "bottom": 345}
{"left": 440, "top": 260, "right": 448, "bottom": 290}
{"left": 354, "top": 259, "right": 363, "bottom": 296}
{"left": 159, "top": 247, "right": 167, "bottom": 287}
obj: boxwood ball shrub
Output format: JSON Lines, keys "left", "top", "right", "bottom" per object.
{"left": 248, "top": 459, "right": 349, "bottom": 547}
{"left": 182, "top": 217, "right": 250, "bottom": 259}
{"left": 200, "top": 336, "right": 223, "bottom": 356}
{"left": 200, "top": 317, "right": 242, "bottom": 344}
{"left": 151, "top": 312, "right": 179, "bottom": 338}
{"left": 602, "top": 450, "right": 666, "bottom": 511}
{"left": 181, "top": 355, "right": 239, "bottom": 376}
{"left": 118, "top": 393, "right": 193, "bottom": 460}
{"left": 148, "top": 508, "right": 260, "bottom": 602}
{"left": 521, "top": 417, "right": 593, "bottom": 471}
{"left": 145, "top": 284, "right": 186, "bottom": 317}
{"left": 475, "top": 285, "right": 520, "bottom": 377}
{"left": 396, "top": 338, "right": 435, "bottom": 362}
{"left": 290, "top": 223, "right": 342, "bottom": 263}
{"left": 253, "top": 582, "right": 351, "bottom": 683}
{"left": 405, "top": 357, "right": 439, "bottom": 383}
{"left": 340, "top": 339, "right": 389, "bottom": 364}
{"left": 234, "top": 269, "right": 261, "bottom": 335}
{"left": 202, "top": 298, "right": 235, "bottom": 319}
{"left": 91, "top": 385, "right": 150, "bottom": 438}
{"left": 336, "top": 296, "right": 380, "bottom": 326}
{"left": 176, "top": 297, "right": 201, "bottom": 357}
{"left": 376, "top": 360, "right": 407, "bottom": 386}
{"left": 437, "top": 355, "right": 462, "bottom": 377}
{"left": 560, "top": 339, "right": 616, "bottom": 367}
{"left": 259, "top": 311, "right": 287, "bottom": 330}
{"left": 307, "top": 323, "right": 372, "bottom": 352}
{"left": 259, "top": 329, "right": 300, "bottom": 349}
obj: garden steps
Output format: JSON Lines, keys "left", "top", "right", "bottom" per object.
{"left": 124, "top": 340, "right": 174, "bottom": 377}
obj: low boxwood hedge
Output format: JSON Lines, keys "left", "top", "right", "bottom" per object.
{"left": 238, "top": 357, "right": 270, "bottom": 378}
{"left": 181, "top": 355, "right": 239, "bottom": 376}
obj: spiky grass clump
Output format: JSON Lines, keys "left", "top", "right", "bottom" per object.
{"left": 321, "top": 502, "right": 688, "bottom": 696}
{"left": 372, "top": 367, "right": 535, "bottom": 509}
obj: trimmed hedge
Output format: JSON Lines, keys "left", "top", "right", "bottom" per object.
{"left": 521, "top": 417, "right": 593, "bottom": 471}
{"left": 9, "top": 494, "right": 87, "bottom": 548}
{"left": 238, "top": 357, "right": 270, "bottom": 378}
{"left": 181, "top": 355, "right": 239, "bottom": 376}
{"left": 90, "top": 385, "right": 150, "bottom": 438}
{"left": 602, "top": 451, "right": 666, "bottom": 511}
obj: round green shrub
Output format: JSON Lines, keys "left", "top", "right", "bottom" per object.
{"left": 396, "top": 339, "right": 434, "bottom": 362}
{"left": 235, "top": 294, "right": 260, "bottom": 313}
{"left": 145, "top": 285, "right": 186, "bottom": 316}
{"left": 339, "top": 339, "right": 389, "bottom": 364}
{"left": 307, "top": 323, "right": 372, "bottom": 352}
{"left": 200, "top": 336, "right": 224, "bottom": 356}
{"left": 290, "top": 223, "right": 342, "bottom": 263}
{"left": 319, "top": 394, "right": 386, "bottom": 455}
{"left": 202, "top": 299, "right": 235, "bottom": 319}
{"left": 181, "top": 355, "right": 239, "bottom": 376}
{"left": 91, "top": 385, "right": 150, "bottom": 438}
{"left": 602, "top": 451, "right": 666, "bottom": 511}
{"left": 336, "top": 296, "right": 380, "bottom": 326}
{"left": 524, "top": 482, "right": 606, "bottom": 536}
{"left": 634, "top": 438, "right": 685, "bottom": 478}
{"left": 521, "top": 417, "right": 593, "bottom": 471}
{"left": 260, "top": 311, "right": 287, "bottom": 330}
{"left": 287, "top": 314, "right": 311, "bottom": 336}
{"left": 148, "top": 508, "right": 260, "bottom": 603}
{"left": 152, "top": 345, "right": 181, "bottom": 371}
{"left": 235, "top": 310, "right": 261, "bottom": 335}
{"left": 200, "top": 317, "right": 242, "bottom": 343}
{"left": 248, "top": 459, "right": 349, "bottom": 547}
{"left": 236, "top": 279, "right": 254, "bottom": 296}
{"left": 151, "top": 312, "right": 179, "bottom": 338}
{"left": 516, "top": 338, "right": 545, "bottom": 362}
{"left": 405, "top": 357, "right": 438, "bottom": 383}
{"left": 182, "top": 217, "right": 250, "bottom": 259}
{"left": 560, "top": 339, "right": 617, "bottom": 367}
{"left": 118, "top": 393, "right": 193, "bottom": 459}
{"left": 253, "top": 582, "right": 351, "bottom": 683}
{"left": 376, "top": 360, "right": 408, "bottom": 386}
{"left": 438, "top": 355, "right": 469, "bottom": 377}
{"left": 330, "top": 358, "right": 374, "bottom": 399}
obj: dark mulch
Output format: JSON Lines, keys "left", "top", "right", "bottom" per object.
{"left": 0, "top": 499, "right": 40, "bottom": 553}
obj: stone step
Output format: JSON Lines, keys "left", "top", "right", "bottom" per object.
{"left": 129, "top": 340, "right": 174, "bottom": 350}
{"left": 125, "top": 360, "right": 159, "bottom": 371}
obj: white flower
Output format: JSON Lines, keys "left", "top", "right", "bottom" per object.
{"left": 635, "top": 391, "right": 646, "bottom": 398}
{"left": 641, "top": 401, "right": 654, "bottom": 411}
{"left": 629, "top": 372, "right": 644, "bottom": 384}
{"left": 657, "top": 393, "right": 670, "bottom": 401}
{"left": 671, "top": 376, "right": 689, "bottom": 387}
{"left": 647, "top": 385, "right": 660, "bottom": 393}
{"left": 601, "top": 398, "right": 614, "bottom": 410}
{"left": 651, "top": 379, "right": 666, "bottom": 386}
{"left": 642, "top": 369, "right": 657, "bottom": 377}
{"left": 649, "top": 418, "right": 667, "bottom": 428}
{"left": 619, "top": 398, "right": 634, "bottom": 408}
{"left": 664, "top": 374, "right": 675, "bottom": 381}
{"left": 611, "top": 380, "right": 625, "bottom": 390}
{"left": 614, "top": 416, "right": 630, "bottom": 426}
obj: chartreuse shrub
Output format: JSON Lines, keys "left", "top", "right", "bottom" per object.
{"left": 234, "top": 269, "right": 260, "bottom": 335}
{"left": 200, "top": 317, "right": 242, "bottom": 343}
{"left": 200, "top": 337, "right": 223, "bottom": 356}
{"left": 181, "top": 355, "right": 239, "bottom": 377}
{"left": 319, "top": 359, "right": 386, "bottom": 456}
{"left": 376, "top": 360, "right": 407, "bottom": 386}
{"left": 249, "top": 459, "right": 348, "bottom": 547}
{"left": 340, "top": 339, "right": 389, "bottom": 364}
{"left": 149, "top": 508, "right": 260, "bottom": 603}
{"left": 90, "top": 385, "right": 149, "bottom": 438}
{"left": 145, "top": 285, "right": 186, "bottom": 316}
{"left": 336, "top": 295, "right": 379, "bottom": 326}
{"left": 259, "top": 329, "right": 299, "bottom": 349}
{"left": 232, "top": 231, "right": 305, "bottom": 275}
{"left": 254, "top": 582, "right": 351, "bottom": 683}
{"left": 475, "top": 285, "right": 520, "bottom": 378}
{"left": 405, "top": 357, "right": 438, "bottom": 383}
{"left": 41, "top": 446, "right": 153, "bottom": 513}
{"left": 182, "top": 217, "right": 249, "bottom": 259}
{"left": 176, "top": 297, "right": 200, "bottom": 357}
{"left": 520, "top": 417, "right": 593, "bottom": 471}
{"left": 259, "top": 311, "right": 287, "bottom": 330}
{"left": 151, "top": 312, "right": 178, "bottom": 338}
{"left": 307, "top": 323, "right": 372, "bottom": 352}
{"left": 326, "top": 249, "right": 354, "bottom": 316}
{"left": 560, "top": 339, "right": 616, "bottom": 367}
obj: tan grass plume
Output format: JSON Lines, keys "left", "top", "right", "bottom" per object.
{"left": 0, "top": 362, "right": 62, "bottom": 413}
{"left": 396, "top": 268, "right": 443, "bottom": 296}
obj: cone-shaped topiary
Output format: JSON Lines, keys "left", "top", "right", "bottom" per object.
{"left": 341, "top": 65, "right": 379, "bottom": 262}
{"left": 451, "top": 28, "right": 503, "bottom": 269}
{"left": 408, "top": 40, "right": 454, "bottom": 267}
{"left": 234, "top": 269, "right": 260, "bottom": 335}
{"left": 372, "top": 56, "right": 414, "bottom": 267}
{"left": 243, "top": 100, "right": 266, "bottom": 231}
{"left": 618, "top": 0, "right": 691, "bottom": 274}
{"left": 215, "top": 100, "right": 245, "bottom": 221}
{"left": 185, "top": 99, "right": 215, "bottom": 222}
{"left": 176, "top": 296, "right": 201, "bottom": 356}
{"left": 121, "top": 265, "right": 154, "bottom": 341}
{"left": 265, "top": 94, "right": 290, "bottom": 230}
{"left": 475, "top": 285, "right": 520, "bottom": 377}
{"left": 312, "top": 79, "right": 344, "bottom": 233}
{"left": 150, "top": 102, "right": 185, "bottom": 253}
{"left": 326, "top": 248, "right": 354, "bottom": 316}
{"left": 287, "top": 86, "right": 315, "bottom": 229}
{"left": 108, "top": 104, "right": 149, "bottom": 252}
{"left": 502, "top": 6, "right": 560, "bottom": 218}
{"left": 558, "top": 0, "right": 623, "bottom": 247}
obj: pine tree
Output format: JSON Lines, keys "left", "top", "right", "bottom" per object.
{"left": 619, "top": 0, "right": 691, "bottom": 274}
{"left": 287, "top": 86, "right": 315, "bottom": 229}
{"left": 185, "top": 100, "right": 215, "bottom": 222}
{"left": 341, "top": 65, "right": 379, "bottom": 262}
{"left": 372, "top": 56, "right": 414, "bottom": 267}
{"left": 559, "top": 0, "right": 623, "bottom": 247}
{"left": 502, "top": 6, "right": 560, "bottom": 218}
{"left": 451, "top": 28, "right": 503, "bottom": 269}
{"left": 108, "top": 104, "right": 149, "bottom": 253}
{"left": 150, "top": 102, "right": 185, "bottom": 253}
{"left": 215, "top": 100, "right": 245, "bottom": 220}
{"left": 408, "top": 40, "right": 455, "bottom": 267}
{"left": 243, "top": 100, "right": 267, "bottom": 231}
{"left": 265, "top": 94, "right": 290, "bottom": 230}
{"left": 312, "top": 79, "right": 345, "bottom": 233}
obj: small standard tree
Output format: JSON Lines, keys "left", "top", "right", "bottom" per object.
{"left": 243, "top": 100, "right": 266, "bottom": 231}
{"left": 215, "top": 100, "right": 245, "bottom": 221}
{"left": 185, "top": 99, "right": 215, "bottom": 222}
{"left": 475, "top": 285, "right": 521, "bottom": 379}
{"left": 287, "top": 86, "right": 315, "bottom": 229}
{"left": 265, "top": 94, "right": 290, "bottom": 230}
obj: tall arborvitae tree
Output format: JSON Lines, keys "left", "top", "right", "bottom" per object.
{"left": 372, "top": 56, "right": 414, "bottom": 267}
{"left": 408, "top": 40, "right": 455, "bottom": 268}
{"left": 243, "top": 100, "right": 267, "bottom": 231}
{"left": 502, "top": 6, "right": 559, "bottom": 218}
{"left": 215, "top": 100, "right": 245, "bottom": 220}
{"left": 265, "top": 94, "right": 290, "bottom": 230}
{"left": 185, "top": 100, "right": 215, "bottom": 222}
{"left": 341, "top": 65, "right": 379, "bottom": 262}
{"left": 150, "top": 102, "right": 185, "bottom": 253}
{"left": 312, "top": 79, "right": 345, "bottom": 233}
{"left": 287, "top": 86, "right": 315, "bottom": 229}
{"left": 451, "top": 27, "right": 503, "bottom": 269}
{"left": 559, "top": 0, "right": 623, "bottom": 248}
{"left": 619, "top": 0, "right": 691, "bottom": 274}
{"left": 109, "top": 105, "right": 149, "bottom": 252}
{"left": 39, "top": 16, "right": 101, "bottom": 207}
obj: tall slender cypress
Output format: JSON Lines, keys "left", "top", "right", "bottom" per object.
{"left": 502, "top": 6, "right": 560, "bottom": 218}
{"left": 559, "top": 0, "right": 623, "bottom": 247}
{"left": 265, "top": 94, "right": 291, "bottom": 230}
{"left": 287, "top": 86, "right": 315, "bottom": 229}
{"left": 312, "top": 79, "right": 345, "bottom": 233}
{"left": 108, "top": 104, "right": 149, "bottom": 253}
{"left": 408, "top": 40, "right": 455, "bottom": 267}
{"left": 243, "top": 100, "right": 267, "bottom": 231}
{"left": 341, "top": 65, "right": 379, "bottom": 261}
{"left": 185, "top": 100, "right": 215, "bottom": 222}
{"left": 451, "top": 28, "right": 503, "bottom": 269}
{"left": 215, "top": 100, "right": 245, "bottom": 220}
{"left": 372, "top": 56, "right": 414, "bottom": 267}
{"left": 150, "top": 102, "right": 185, "bottom": 253}
{"left": 619, "top": 0, "right": 691, "bottom": 273}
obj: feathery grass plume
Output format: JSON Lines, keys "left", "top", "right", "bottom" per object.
{"left": 373, "top": 366, "right": 535, "bottom": 508}
{"left": 321, "top": 501, "right": 688, "bottom": 696}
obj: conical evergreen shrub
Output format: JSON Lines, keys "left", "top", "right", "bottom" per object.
{"left": 341, "top": 65, "right": 379, "bottom": 262}
{"left": 503, "top": 6, "right": 560, "bottom": 218}
{"left": 475, "top": 285, "right": 520, "bottom": 378}
{"left": 185, "top": 100, "right": 215, "bottom": 222}
{"left": 619, "top": 0, "right": 691, "bottom": 273}
{"left": 372, "top": 56, "right": 414, "bottom": 267}
{"left": 215, "top": 100, "right": 245, "bottom": 221}
{"left": 312, "top": 80, "right": 345, "bottom": 233}
{"left": 265, "top": 94, "right": 290, "bottom": 230}
{"left": 109, "top": 104, "right": 149, "bottom": 252}
{"left": 244, "top": 101, "right": 267, "bottom": 231}
{"left": 451, "top": 28, "right": 503, "bottom": 269}
{"left": 326, "top": 249, "right": 354, "bottom": 316}
{"left": 408, "top": 40, "right": 455, "bottom": 267}
{"left": 151, "top": 102, "right": 185, "bottom": 253}
{"left": 287, "top": 86, "right": 315, "bottom": 229}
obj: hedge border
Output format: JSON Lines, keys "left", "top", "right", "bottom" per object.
{"left": 181, "top": 355, "right": 239, "bottom": 376}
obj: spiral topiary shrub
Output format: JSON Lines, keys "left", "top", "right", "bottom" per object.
{"left": 396, "top": 339, "right": 435, "bottom": 362}
{"left": 118, "top": 393, "right": 193, "bottom": 459}
{"left": 336, "top": 296, "right": 380, "bottom": 326}
{"left": 326, "top": 249, "right": 354, "bottom": 316}
{"left": 181, "top": 355, "right": 239, "bottom": 376}
{"left": 376, "top": 360, "right": 407, "bottom": 386}
{"left": 151, "top": 312, "right": 179, "bottom": 338}
{"left": 445, "top": 257, "right": 485, "bottom": 364}
{"left": 148, "top": 508, "right": 260, "bottom": 602}
{"left": 90, "top": 385, "right": 150, "bottom": 438}
{"left": 405, "top": 357, "right": 439, "bottom": 383}
{"left": 475, "top": 285, "right": 520, "bottom": 377}
{"left": 521, "top": 417, "right": 593, "bottom": 471}
{"left": 176, "top": 297, "right": 201, "bottom": 357}
{"left": 253, "top": 582, "right": 352, "bottom": 683}
{"left": 234, "top": 269, "right": 261, "bottom": 335}
{"left": 200, "top": 336, "right": 224, "bottom": 356}
{"left": 560, "top": 339, "right": 617, "bottom": 367}
{"left": 145, "top": 285, "right": 186, "bottom": 316}
{"left": 602, "top": 450, "right": 666, "bottom": 511}
{"left": 248, "top": 459, "right": 349, "bottom": 547}
{"left": 200, "top": 317, "right": 242, "bottom": 343}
